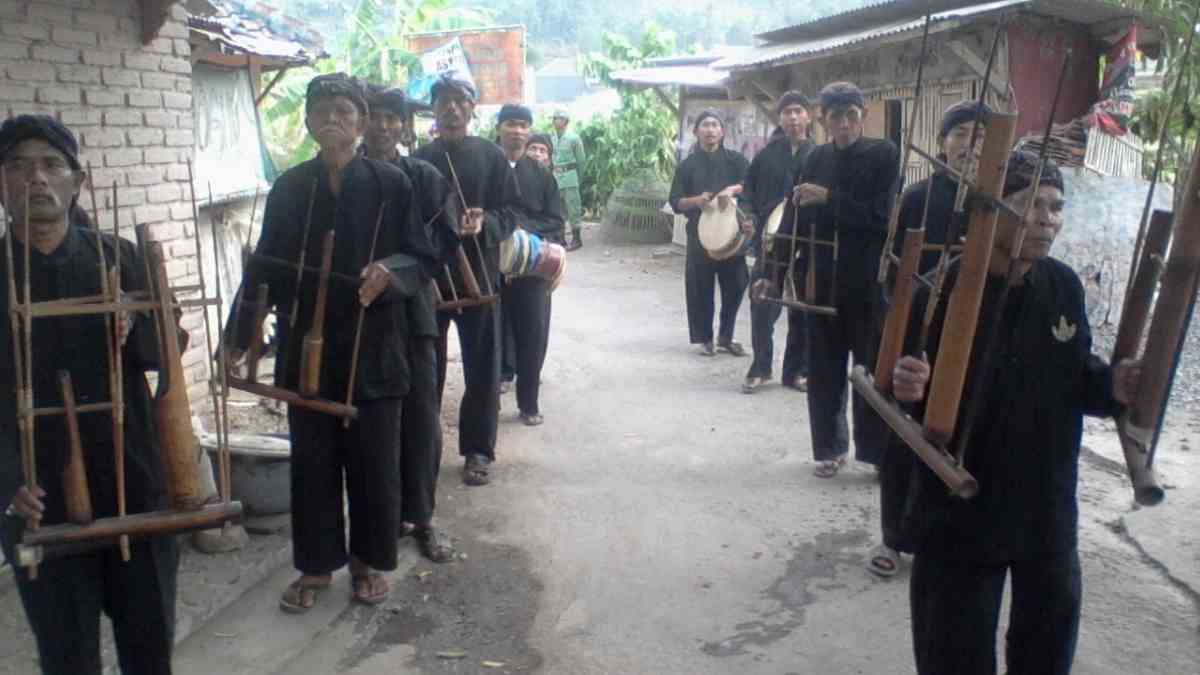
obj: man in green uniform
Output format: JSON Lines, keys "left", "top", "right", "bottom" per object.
{"left": 552, "top": 109, "right": 586, "bottom": 251}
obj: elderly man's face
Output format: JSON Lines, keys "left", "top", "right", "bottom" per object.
{"left": 998, "top": 184, "right": 1066, "bottom": 262}
{"left": 0, "top": 138, "right": 84, "bottom": 227}
{"left": 434, "top": 90, "right": 475, "bottom": 140}
{"left": 367, "top": 109, "right": 406, "bottom": 156}
{"left": 306, "top": 96, "right": 365, "bottom": 151}
{"left": 821, "top": 105, "right": 865, "bottom": 148}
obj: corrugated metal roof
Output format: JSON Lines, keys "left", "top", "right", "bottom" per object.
{"left": 719, "top": 0, "right": 1159, "bottom": 72}
{"left": 609, "top": 64, "right": 729, "bottom": 89}
{"left": 186, "top": 0, "right": 325, "bottom": 65}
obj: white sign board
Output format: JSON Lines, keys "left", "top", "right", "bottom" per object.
{"left": 406, "top": 38, "right": 477, "bottom": 107}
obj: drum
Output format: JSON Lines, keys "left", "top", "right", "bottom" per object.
{"left": 763, "top": 200, "right": 786, "bottom": 253}
{"left": 500, "top": 229, "right": 541, "bottom": 277}
{"left": 549, "top": 249, "right": 567, "bottom": 291}
{"left": 532, "top": 242, "right": 565, "bottom": 281}
{"left": 698, "top": 197, "right": 748, "bottom": 261}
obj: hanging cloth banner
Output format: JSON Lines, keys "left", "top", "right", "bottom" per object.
{"left": 1091, "top": 25, "right": 1138, "bottom": 136}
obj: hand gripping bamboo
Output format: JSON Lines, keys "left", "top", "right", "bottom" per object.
{"left": 921, "top": 111, "right": 1018, "bottom": 446}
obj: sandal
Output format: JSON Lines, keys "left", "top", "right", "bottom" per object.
{"left": 717, "top": 340, "right": 746, "bottom": 357}
{"left": 813, "top": 455, "right": 847, "bottom": 478}
{"left": 279, "top": 575, "right": 332, "bottom": 614}
{"left": 413, "top": 525, "right": 455, "bottom": 563}
{"left": 350, "top": 572, "right": 391, "bottom": 605}
{"left": 867, "top": 544, "right": 900, "bottom": 578}
{"left": 520, "top": 412, "right": 544, "bottom": 426}
{"left": 463, "top": 454, "right": 492, "bottom": 486}
{"left": 699, "top": 342, "right": 716, "bottom": 356}
{"left": 781, "top": 376, "right": 808, "bottom": 392}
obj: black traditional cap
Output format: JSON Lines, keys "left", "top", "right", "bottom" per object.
{"left": 693, "top": 109, "right": 723, "bottom": 132}
{"left": 1003, "top": 150, "right": 1066, "bottom": 198}
{"left": 306, "top": 72, "right": 368, "bottom": 116}
{"left": 939, "top": 100, "right": 993, "bottom": 139}
{"left": 776, "top": 90, "right": 811, "bottom": 114}
{"left": 0, "top": 114, "right": 82, "bottom": 170}
{"left": 818, "top": 81, "right": 865, "bottom": 111}
{"left": 497, "top": 103, "right": 533, "bottom": 125}
{"left": 430, "top": 74, "right": 477, "bottom": 105}
{"left": 528, "top": 133, "right": 554, "bottom": 155}
{"left": 367, "top": 84, "right": 407, "bottom": 117}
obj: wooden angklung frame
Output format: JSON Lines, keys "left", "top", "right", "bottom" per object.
{"left": 433, "top": 152, "right": 499, "bottom": 313}
{"left": 5, "top": 162, "right": 243, "bottom": 571}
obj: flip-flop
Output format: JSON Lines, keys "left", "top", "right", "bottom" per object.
{"left": 699, "top": 342, "right": 716, "bottom": 356}
{"left": 279, "top": 577, "right": 332, "bottom": 614}
{"left": 414, "top": 525, "right": 455, "bottom": 563}
{"left": 351, "top": 572, "right": 390, "bottom": 605}
{"left": 867, "top": 545, "right": 900, "bottom": 578}
{"left": 463, "top": 454, "right": 492, "bottom": 486}
{"left": 813, "top": 455, "right": 847, "bottom": 478}
{"left": 718, "top": 341, "right": 746, "bottom": 357}
{"left": 520, "top": 412, "right": 544, "bottom": 426}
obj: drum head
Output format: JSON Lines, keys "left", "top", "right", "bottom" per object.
{"left": 534, "top": 242, "right": 564, "bottom": 278}
{"left": 698, "top": 198, "right": 740, "bottom": 255}
{"left": 499, "top": 231, "right": 519, "bottom": 275}
{"left": 763, "top": 201, "right": 786, "bottom": 253}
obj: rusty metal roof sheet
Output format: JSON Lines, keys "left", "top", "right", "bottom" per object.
{"left": 186, "top": 0, "right": 325, "bottom": 65}
{"left": 611, "top": 47, "right": 751, "bottom": 89}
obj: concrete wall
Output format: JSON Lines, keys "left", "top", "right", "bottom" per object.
{"left": 0, "top": 0, "right": 210, "bottom": 403}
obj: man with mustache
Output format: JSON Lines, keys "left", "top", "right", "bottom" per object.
{"left": 0, "top": 114, "right": 180, "bottom": 674}
{"left": 495, "top": 105, "right": 565, "bottom": 426}
{"left": 742, "top": 91, "right": 815, "bottom": 394}
{"left": 890, "top": 151, "right": 1141, "bottom": 675}
{"left": 756, "top": 81, "right": 897, "bottom": 480}
{"left": 361, "top": 84, "right": 460, "bottom": 563}
{"left": 868, "top": 100, "right": 993, "bottom": 579}
{"left": 414, "top": 75, "right": 516, "bottom": 487}
{"left": 227, "top": 73, "right": 453, "bottom": 610}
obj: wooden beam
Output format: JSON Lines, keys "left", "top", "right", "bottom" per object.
{"left": 748, "top": 77, "right": 781, "bottom": 104}
{"left": 653, "top": 87, "right": 679, "bottom": 117}
{"left": 947, "top": 39, "right": 1010, "bottom": 98}
{"left": 256, "top": 67, "right": 290, "bottom": 107}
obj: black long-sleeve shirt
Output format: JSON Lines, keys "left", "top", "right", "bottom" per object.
{"left": 896, "top": 172, "right": 958, "bottom": 276}
{"left": 669, "top": 146, "right": 750, "bottom": 241}
{"left": 900, "top": 258, "right": 1122, "bottom": 563}
{"left": 1, "top": 227, "right": 168, "bottom": 526}
{"left": 414, "top": 137, "right": 516, "bottom": 251}
{"left": 230, "top": 155, "right": 440, "bottom": 400}
{"left": 510, "top": 157, "right": 566, "bottom": 245}
{"left": 743, "top": 136, "right": 814, "bottom": 253}
{"left": 771, "top": 137, "right": 899, "bottom": 303}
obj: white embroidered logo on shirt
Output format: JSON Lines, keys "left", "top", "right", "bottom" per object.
{"left": 1052, "top": 316, "right": 1077, "bottom": 343}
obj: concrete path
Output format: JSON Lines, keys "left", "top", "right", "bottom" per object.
{"left": 177, "top": 237, "right": 1200, "bottom": 674}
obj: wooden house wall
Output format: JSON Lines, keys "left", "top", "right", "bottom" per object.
{"left": 1007, "top": 18, "right": 1099, "bottom": 140}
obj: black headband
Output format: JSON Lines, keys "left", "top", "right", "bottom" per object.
{"left": 693, "top": 109, "right": 723, "bottom": 132}
{"left": 819, "top": 82, "right": 865, "bottom": 111}
{"left": 776, "top": 90, "right": 811, "bottom": 114}
{"left": 497, "top": 103, "right": 533, "bottom": 125}
{"left": 1003, "top": 150, "right": 1066, "bottom": 198}
{"left": 368, "top": 85, "right": 407, "bottom": 117}
{"left": 940, "top": 101, "right": 993, "bottom": 139}
{"left": 306, "top": 73, "right": 368, "bottom": 116}
{"left": 0, "top": 114, "right": 82, "bottom": 171}
{"left": 431, "top": 74, "right": 477, "bottom": 105}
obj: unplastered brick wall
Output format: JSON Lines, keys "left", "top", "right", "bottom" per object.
{"left": 0, "top": 0, "right": 213, "bottom": 404}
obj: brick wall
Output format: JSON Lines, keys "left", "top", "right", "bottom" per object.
{"left": 0, "top": 0, "right": 212, "bottom": 404}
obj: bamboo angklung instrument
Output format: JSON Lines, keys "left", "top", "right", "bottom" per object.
{"left": 18, "top": 186, "right": 40, "bottom": 577}
{"left": 244, "top": 283, "right": 270, "bottom": 383}
{"left": 877, "top": 12, "right": 933, "bottom": 285}
{"left": 954, "top": 49, "right": 1073, "bottom": 468}
{"left": 1122, "top": 143, "right": 1200, "bottom": 505}
{"left": 145, "top": 240, "right": 205, "bottom": 511}
{"left": 1112, "top": 210, "right": 1173, "bottom": 505}
{"left": 342, "top": 203, "right": 387, "bottom": 429}
{"left": 442, "top": 153, "right": 498, "bottom": 309}
{"left": 202, "top": 179, "right": 233, "bottom": 508}
{"left": 301, "top": 230, "right": 335, "bottom": 398}
{"left": 57, "top": 371, "right": 93, "bottom": 525}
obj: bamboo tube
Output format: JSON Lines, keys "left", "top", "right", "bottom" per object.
{"left": 922, "top": 111, "right": 1018, "bottom": 446}
{"left": 244, "top": 283, "right": 270, "bottom": 384}
{"left": 874, "top": 225, "right": 926, "bottom": 392}
{"left": 227, "top": 378, "right": 357, "bottom": 418}
{"left": 343, "top": 204, "right": 387, "bottom": 428}
{"left": 57, "top": 372, "right": 94, "bottom": 525}
{"left": 1113, "top": 210, "right": 1173, "bottom": 362}
{"left": 300, "top": 230, "right": 334, "bottom": 398}
{"left": 19, "top": 501, "right": 243, "bottom": 549}
{"left": 146, "top": 242, "right": 205, "bottom": 511}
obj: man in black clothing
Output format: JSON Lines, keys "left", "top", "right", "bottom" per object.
{"left": 228, "top": 74, "right": 450, "bottom": 610}
{"left": 890, "top": 152, "right": 1141, "bottom": 675}
{"left": 414, "top": 76, "right": 516, "bottom": 487}
{"left": 496, "top": 108, "right": 565, "bottom": 426}
{"left": 757, "top": 81, "right": 897, "bottom": 478}
{"left": 870, "top": 100, "right": 992, "bottom": 578}
{"left": 362, "top": 84, "right": 459, "bottom": 563}
{"left": 742, "top": 91, "right": 815, "bottom": 394}
{"left": 669, "top": 110, "right": 752, "bottom": 356}
{"left": 0, "top": 115, "right": 178, "bottom": 675}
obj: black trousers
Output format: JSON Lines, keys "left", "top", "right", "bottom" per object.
{"left": 289, "top": 397, "right": 402, "bottom": 574}
{"left": 436, "top": 303, "right": 501, "bottom": 460}
{"left": 747, "top": 262, "right": 809, "bottom": 380}
{"left": 911, "top": 550, "right": 1082, "bottom": 675}
{"left": 806, "top": 293, "right": 888, "bottom": 464}
{"left": 500, "top": 295, "right": 516, "bottom": 383}
{"left": 399, "top": 337, "right": 441, "bottom": 527}
{"left": 501, "top": 276, "right": 553, "bottom": 415}
{"left": 685, "top": 236, "right": 748, "bottom": 345}
{"left": 1, "top": 521, "right": 177, "bottom": 675}
{"left": 878, "top": 441, "right": 917, "bottom": 552}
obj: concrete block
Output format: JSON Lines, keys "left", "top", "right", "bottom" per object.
{"left": 173, "top": 39, "right": 191, "bottom": 57}
{"left": 126, "top": 167, "right": 164, "bottom": 186}
{"left": 113, "top": 187, "right": 146, "bottom": 208}
{"left": 87, "top": 168, "right": 125, "bottom": 190}
{"left": 163, "top": 92, "right": 191, "bottom": 109}
{"left": 141, "top": 72, "right": 176, "bottom": 91}
{"left": 50, "top": 27, "right": 97, "bottom": 46}
{"left": 127, "top": 90, "right": 161, "bottom": 108}
{"left": 0, "top": 40, "right": 30, "bottom": 60}
{"left": 73, "top": 10, "right": 119, "bottom": 33}
{"left": 36, "top": 85, "right": 80, "bottom": 104}
{"left": 84, "top": 88, "right": 122, "bottom": 106}
{"left": 144, "top": 146, "right": 180, "bottom": 164}
{"left": 104, "top": 147, "right": 143, "bottom": 167}
{"left": 31, "top": 44, "right": 79, "bottom": 63}
{"left": 99, "top": 31, "right": 135, "bottom": 50}
{"left": 143, "top": 110, "right": 176, "bottom": 128}
{"left": 5, "top": 61, "right": 56, "bottom": 82}
{"left": 0, "top": 83, "right": 35, "bottom": 102}
{"left": 166, "top": 164, "right": 190, "bottom": 182}
{"left": 82, "top": 49, "right": 121, "bottom": 67}
{"left": 101, "top": 66, "right": 139, "bottom": 87}
{"left": 28, "top": 4, "right": 72, "bottom": 25}
{"left": 103, "top": 109, "right": 142, "bottom": 126}
{"left": 160, "top": 56, "right": 191, "bottom": 75}
{"left": 123, "top": 51, "right": 161, "bottom": 72}
{"left": 60, "top": 107, "right": 102, "bottom": 126}
{"left": 147, "top": 183, "right": 182, "bottom": 204}
{"left": 165, "top": 129, "right": 193, "bottom": 147}
{"left": 57, "top": 64, "right": 101, "bottom": 84}
{"left": 1, "top": 23, "right": 49, "bottom": 41}
{"left": 144, "top": 37, "right": 173, "bottom": 54}
{"left": 127, "top": 127, "right": 165, "bottom": 147}
{"left": 82, "top": 127, "right": 124, "bottom": 148}
{"left": 135, "top": 204, "right": 171, "bottom": 225}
